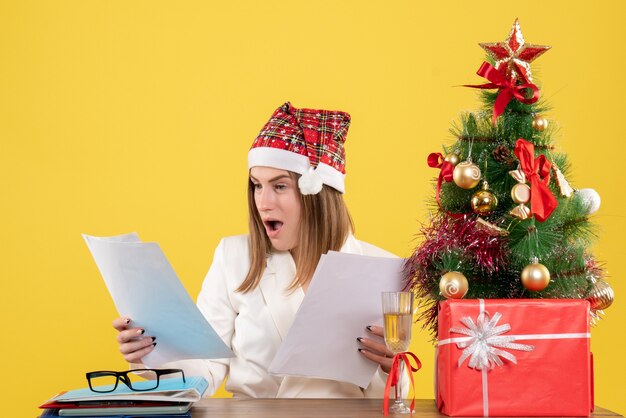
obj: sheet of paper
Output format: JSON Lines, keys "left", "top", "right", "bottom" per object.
{"left": 268, "top": 251, "right": 407, "bottom": 388}
{"left": 83, "top": 233, "right": 234, "bottom": 366}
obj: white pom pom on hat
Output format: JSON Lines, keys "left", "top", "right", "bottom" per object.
{"left": 298, "top": 167, "right": 324, "bottom": 195}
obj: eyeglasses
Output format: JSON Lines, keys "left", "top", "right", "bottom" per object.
{"left": 86, "top": 369, "right": 186, "bottom": 393}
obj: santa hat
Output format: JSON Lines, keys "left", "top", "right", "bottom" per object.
{"left": 248, "top": 102, "right": 351, "bottom": 195}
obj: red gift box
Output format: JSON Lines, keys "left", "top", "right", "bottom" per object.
{"left": 436, "top": 299, "right": 593, "bottom": 417}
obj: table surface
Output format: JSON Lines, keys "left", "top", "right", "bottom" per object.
{"left": 190, "top": 399, "right": 622, "bottom": 418}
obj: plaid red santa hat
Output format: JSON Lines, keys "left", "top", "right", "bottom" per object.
{"left": 248, "top": 102, "right": 351, "bottom": 195}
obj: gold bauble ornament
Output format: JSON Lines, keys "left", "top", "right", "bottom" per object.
{"left": 471, "top": 182, "right": 498, "bottom": 215}
{"left": 444, "top": 153, "right": 461, "bottom": 166}
{"left": 521, "top": 259, "right": 550, "bottom": 291}
{"left": 439, "top": 271, "right": 469, "bottom": 299}
{"left": 588, "top": 280, "right": 614, "bottom": 311}
{"left": 453, "top": 161, "right": 481, "bottom": 189}
{"left": 532, "top": 115, "right": 548, "bottom": 132}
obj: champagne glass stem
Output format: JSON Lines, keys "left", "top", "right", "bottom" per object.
{"left": 395, "top": 360, "right": 404, "bottom": 407}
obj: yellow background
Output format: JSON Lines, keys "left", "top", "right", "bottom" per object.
{"left": 1, "top": 1, "right": 624, "bottom": 417}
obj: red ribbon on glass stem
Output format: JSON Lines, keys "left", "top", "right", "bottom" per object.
{"left": 514, "top": 138, "right": 558, "bottom": 222}
{"left": 464, "top": 62, "right": 540, "bottom": 123}
{"left": 383, "top": 352, "right": 422, "bottom": 416}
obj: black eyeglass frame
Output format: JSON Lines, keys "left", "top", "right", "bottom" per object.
{"left": 86, "top": 368, "right": 186, "bottom": 393}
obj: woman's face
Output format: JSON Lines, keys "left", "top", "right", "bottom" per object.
{"left": 250, "top": 166, "right": 302, "bottom": 252}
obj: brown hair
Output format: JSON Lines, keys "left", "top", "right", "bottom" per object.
{"left": 237, "top": 171, "right": 354, "bottom": 293}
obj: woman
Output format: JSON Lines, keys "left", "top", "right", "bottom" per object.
{"left": 113, "top": 102, "right": 401, "bottom": 398}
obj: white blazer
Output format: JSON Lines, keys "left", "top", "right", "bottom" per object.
{"left": 163, "top": 234, "right": 400, "bottom": 398}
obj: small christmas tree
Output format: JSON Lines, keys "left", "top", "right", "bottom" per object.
{"left": 405, "top": 19, "right": 614, "bottom": 337}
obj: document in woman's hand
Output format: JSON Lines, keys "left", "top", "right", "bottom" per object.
{"left": 83, "top": 233, "right": 234, "bottom": 366}
{"left": 269, "top": 251, "right": 405, "bottom": 387}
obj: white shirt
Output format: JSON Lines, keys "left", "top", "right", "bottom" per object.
{"left": 160, "top": 234, "right": 400, "bottom": 398}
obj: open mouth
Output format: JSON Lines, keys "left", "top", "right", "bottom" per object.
{"left": 264, "top": 220, "right": 284, "bottom": 234}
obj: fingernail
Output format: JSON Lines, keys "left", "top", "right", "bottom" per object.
{"left": 153, "top": 342, "right": 157, "bottom": 347}
{"left": 366, "top": 326, "right": 372, "bottom": 331}
{"left": 356, "top": 337, "right": 363, "bottom": 342}
{"left": 137, "top": 329, "right": 145, "bottom": 335}
{"left": 357, "top": 348, "right": 363, "bottom": 352}
{"left": 151, "top": 337, "right": 156, "bottom": 342}
{"left": 124, "top": 318, "right": 131, "bottom": 325}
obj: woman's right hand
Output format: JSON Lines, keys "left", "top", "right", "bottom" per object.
{"left": 112, "top": 317, "right": 156, "bottom": 363}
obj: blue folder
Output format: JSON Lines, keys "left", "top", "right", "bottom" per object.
{"left": 40, "top": 409, "right": 192, "bottom": 418}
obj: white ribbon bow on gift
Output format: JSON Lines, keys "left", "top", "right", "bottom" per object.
{"left": 450, "top": 311, "right": 535, "bottom": 370}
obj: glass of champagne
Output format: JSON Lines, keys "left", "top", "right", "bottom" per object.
{"left": 382, "top": 291, "right": 414, "bottom": 414}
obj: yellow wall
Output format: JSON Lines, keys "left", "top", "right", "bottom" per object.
{"left": 1, "top": 2, "right": 624, "bottom": 416}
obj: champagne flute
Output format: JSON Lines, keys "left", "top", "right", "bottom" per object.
{"left": 382, "top": 291, "right": 414, "bottom": 414}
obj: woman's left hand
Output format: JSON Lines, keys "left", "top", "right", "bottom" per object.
{"left": 357, "top": 325, "right": 396, "bottom": 374}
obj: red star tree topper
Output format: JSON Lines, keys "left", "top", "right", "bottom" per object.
{"left": 479, "top": 18, "right": 550, "bottom": 83}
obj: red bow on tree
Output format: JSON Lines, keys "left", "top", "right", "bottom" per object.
{"left": 514, "top": 138, "right": 558, "bottom": 222}
{"left": 427, "top": 153, "right": 466, "bottom": 219}
{"left": 427, "top": 152, "right": 454, "bottom": 191}
{"left": 465, "top": 62, "right": 540, "bottom": 123}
